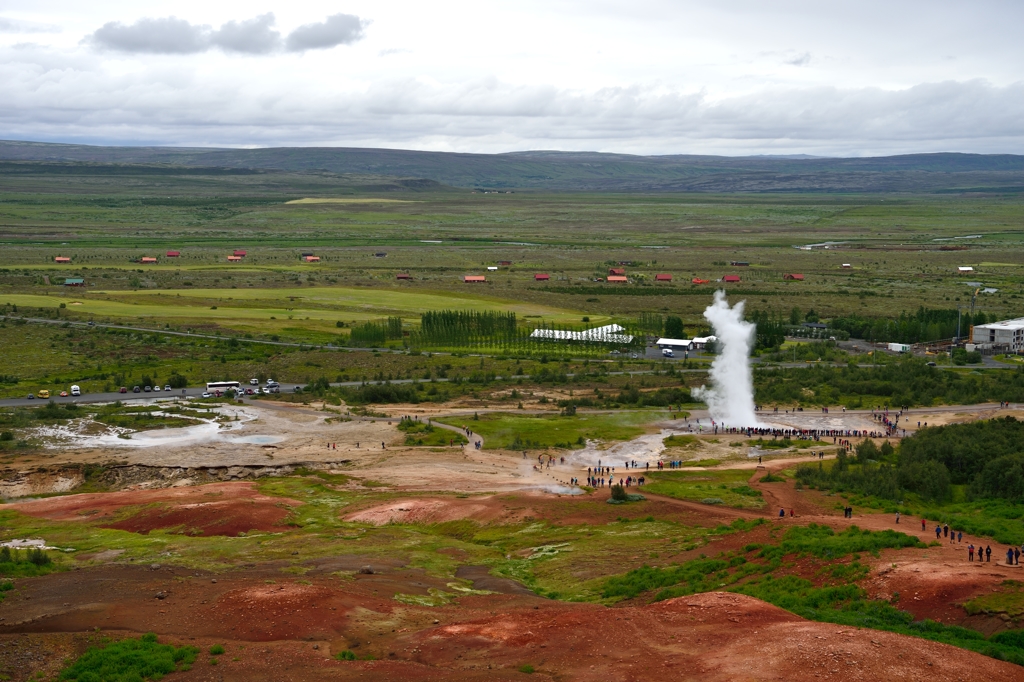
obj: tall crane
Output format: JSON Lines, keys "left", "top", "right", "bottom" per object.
{"left": 970, "top": 287, "right": 980, "bottom": 317}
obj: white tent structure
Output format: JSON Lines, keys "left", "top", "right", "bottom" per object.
{"left": 529, "top": 323, "right": 634, "bottom": 344}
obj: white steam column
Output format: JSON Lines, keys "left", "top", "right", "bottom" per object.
{"left": 691, "top": 290, "right": 762, "bottom": 428}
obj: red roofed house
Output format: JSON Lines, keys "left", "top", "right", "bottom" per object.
{"left": 304, "top": 255, "right": 320, "bottom": 263}
{"left": 783, "top": 273, "right": 805, "bottom": 281}
{"left": 140, "top": 257, "right": 157, "bottom": 264}
{"left": 609, "top": 267, "right": 626, "bottom": 276}
{"left": 227, "top": 255, "right": 243, "bottom": 262}
{"left": 607, "top": 275, "right": 628, "bottom": 283}
{"left": 723, "top": 275, "right": 741, "bottom": 283}
{"left": 497, "top": 260, "right": 512, "bottom": 266}
{"left": 396, "top": 273, "right": 412, "bottom": 280}
{"left": 166, "top": 251, "right": 180, "bottom": 257}
{"left": 54, "top": 257, "right": 71, "bottom": 263}
{"left": 233, "top": 250, "right": 247, "bottom": 257}
{"left": 655, "top": 273, "right": 672, "bottom": 282}
{"left": 463, "top": 275, "right": 486, "bottom": 283}
{"left": 534, "top": 273, "right": 550, "bottom": 281}
{"left": 692, "top": 278, "right": 710, "bottom": 284}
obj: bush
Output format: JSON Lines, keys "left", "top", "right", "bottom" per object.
{"left": 0, "top": 431, "right": 12, "bottom": 442}
{"left": 209, "top": 644, "right": 224, "bottom": 655}
{"left": 335, "top": 650, "right": 356, "bottom": 661}
{"left": 167, "top": 374, "right": 188, "bottom": 389}
{"left": 610, "top": 484, "right": 628, "bottom": 501}
{"left": 59, "top": 632, "right": 198, "bottom": 681}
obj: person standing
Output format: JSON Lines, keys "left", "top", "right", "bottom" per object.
{"left": 986, "top": 546, "right": 992, "bottom": 562}
{"left": 1008, "top": 547, "right": 1015, "bottom": 566}
{"left": 957, "top": 531, "right": 962, "bottom": 544}
{"left": 921, "top": 518, "right": 926, "bottom": 532}
{"left": 895, "top": 511, "right": 900, "bottom": 524}
{"left": 968, "top": 544, "right": 974, "bottom": 562}
{"left": 1016, "top": 548, "right": 1022, "bottom": 565}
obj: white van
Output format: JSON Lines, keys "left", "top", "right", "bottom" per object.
{"left": 249, "top": 378, "right": 259, "bottom": 386}
{"left": 70, "top": 385, "right": 81, "bottom": 396}
{"left": 661, "top": 348, "right": 674, "bottom": 358}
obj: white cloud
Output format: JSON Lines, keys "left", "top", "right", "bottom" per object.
{"left": 3, "top": 1, "right": 1024, "bottom": 154}
{"left": 90, "top": 17, "right": 210, "bottom": 54}
{"left": 87, "top": 13, "right": 364, "bottom": 55}
{"left": 285, "top": 13, "right": 365, "bottom": 52}
{"left": 211, "top": 14, "right": 280, "bottom": 54}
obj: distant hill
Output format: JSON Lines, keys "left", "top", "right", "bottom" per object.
{"left": 3, "top": 140, "right": 1024, "bottom": 193}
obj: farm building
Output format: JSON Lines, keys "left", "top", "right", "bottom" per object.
{"left": 607, "top": 275, "right": 628, "bottom": 283}
{"left": 971, "top": 317, "right": 1024, "bottom": 353}
{"left": 300, "top": 251, "right": 314, "bottom": 257}
{"left": 463, "top": 275, "right": 486, "bottom": 283}
{"left": 692, "top": 278, "right": 710, "bottom": 284}
{"left": 166, "top": 251, "right": 180, "bottom": 257}
{"left": 140, "top": 257, "right": 157, "bottom": 264}
{"left": 534, "top": 273, "right": 550, "bottom": 281}
{"left": 730, "top": 261, "right": 749, "bottom": 266}
{"left": 227, "top": 255, "right": 243, "bottom": 262}
{"left": 656, "top": 337, "right": 694, "bottom": 352}
{"left": 958, "top": 266, "right": 975, "bottom": 274}
{"left": 841, "top": 263, "right": 852, "bottom": 269}
{"left": 609, "top": 267, "right": 626, "bottom": 276}
{"left": 304, "top": 256, "right": 320, "bottom": 263}
{"left": 487, "top": 266, "right": 499, "bottom": 271}
{"left": 54, "top": 256, "right": 71, "bottom": 263}
{"left": 530, "top": 323, "right": 634, "bottom": 344}
{"left": 497, "top": 260, "right": 512, "bottom": 266}
{"left": 654, "top": 274, "right": 673, "bottom": 282}
{"left": 233, "top": 250, "right": 247, "bottom": 257}
{"left": 396, "top": 273, "right": 412, "bottom": 280}
{"left": 723, "top": 275, "right": 741, "bottom": 283}
{"left": 783, "top": 273, "right": 805, "bottom": 281}
{"left": 692, "top": 336, "right": 717, "bottom": 350}
{"left": 64, "top": 278, "right": 85, "bottom": 287}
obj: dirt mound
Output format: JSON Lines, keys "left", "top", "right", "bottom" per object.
{"left": 11, "top": 482, "right": 301, "bottom": 536}
{"left": 344, "top": 496, "right": 528, "bottom": 525}
{"left": 402, "top": 592, "right": 1022, "bottom": 681}
{"left": 212, "top": 584, "right": 348, "bottom": 641}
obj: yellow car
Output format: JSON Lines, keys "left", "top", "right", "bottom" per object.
{"left": 37, "top": 389, "right": 50, "bottom": 399}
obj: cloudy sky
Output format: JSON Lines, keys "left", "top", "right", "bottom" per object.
{"left": 2, "top": 0, "right": 1023, "bottom": 155}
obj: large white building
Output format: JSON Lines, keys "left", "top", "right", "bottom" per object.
{"left": 971, "top": 317, "right": 1024, "bottom": 352}
{"left": 530, "top": 323, "right": 634, "bottom": 344}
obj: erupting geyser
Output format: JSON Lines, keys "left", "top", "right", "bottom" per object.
{"left": 691, "top": 290, "right": 762, "bottom": 428}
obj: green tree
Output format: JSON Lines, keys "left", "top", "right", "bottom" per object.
{"left": 664, "top": 316, "right": 684, "bottom": 338}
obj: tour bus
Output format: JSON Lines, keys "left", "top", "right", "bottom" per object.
{"left": 205, "top": 381, "right": 241, "bottom": 396}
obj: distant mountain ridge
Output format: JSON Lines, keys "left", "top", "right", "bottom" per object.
{"left": 2, "top": 140, "right": 1024, "bottom": 193}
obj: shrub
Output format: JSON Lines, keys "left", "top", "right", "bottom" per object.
{"left": 59, "top": 632, "right": 198, "bottom": 680}
{"left": 335, "top": 650, "right": 356, "bottom": 661}
{"left": 610, "top": 484, "right": 628, "bottom": 501}
{"left": 209, "top": 644, "right": 225, "bottom": 655}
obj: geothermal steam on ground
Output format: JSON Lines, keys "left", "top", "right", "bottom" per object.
{"left": 691, "top": 291, "right": 761, "bottom": 428}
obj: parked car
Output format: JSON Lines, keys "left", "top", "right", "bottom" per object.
{"left": 266, "top": 379, "right": 278, "bottom": 386}
{"left": 261, "top": 387, "right": 271, "bottom": 394}
{"left": 271, "top": 386, "right": 279, "bottom": 393}
{"left": 133, "top": 386, "right": 141, "bottom": 393}
{"left": 249, "top": 378, "right": 259, "bottom": 386}
{"left": 119, "top": 387, "right": 128, "bottom": 394}
{"left": 37, "top": 390, "right": 50, "bottom": 399}
{"left": 245, "top": 388, "right": 255, "bottom": 395}
{"left": 164, "top": 385, "right": 172, "bottom": 392}
{"left": 60, "top": 391, "right": 68, "bottom": 397}
{"left": 201, "top": 391, "right": 212, "bottom": 398}
{"left": 152, "top": 385, "right": 161, "bottom": 392}
{"left": 70, "top": 385, "right": 81, "bottom": 396}
{"left": 26, "top": 394, "right": 34, "bottom": 400}
{"left": 144, "top": 385, "right": 152, "bottom": 392}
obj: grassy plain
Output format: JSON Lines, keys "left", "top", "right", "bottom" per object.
{"left": 438, "top": 411, "right": 665, "bottom": 449}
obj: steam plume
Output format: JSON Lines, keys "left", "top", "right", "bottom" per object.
{"left": 691, "top": 291, "right": 761, "bottom": 427}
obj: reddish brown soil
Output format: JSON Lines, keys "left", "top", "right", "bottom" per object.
{"left": 3, "top": 570, "right": 1019, "bottom": 682}
{"left": 9, "top": 482, "right": 300, "bottom": 536}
